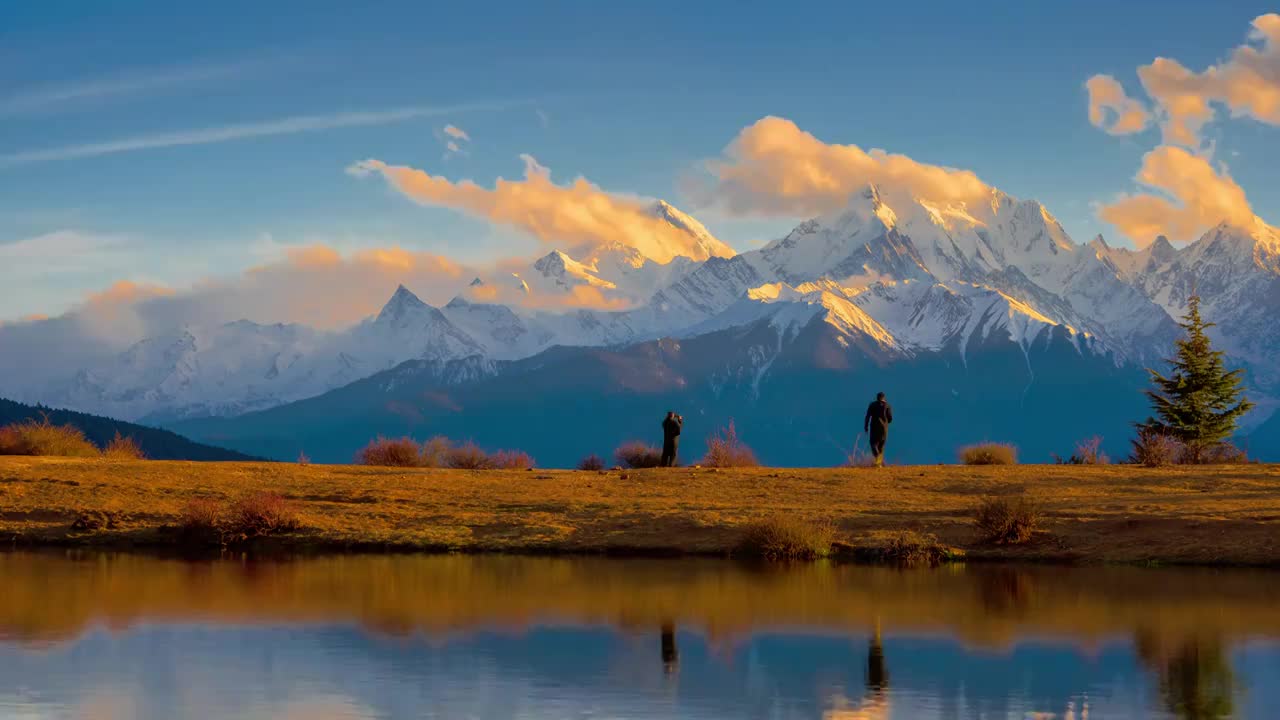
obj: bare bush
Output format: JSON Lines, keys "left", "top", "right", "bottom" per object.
{"left": 974, "top": 496, "right": 1040, "bottom": 545}
{"left": 103, "top": 432, "right": 146, "bottom": 460}
{"left": 419, "top": 436, "right": 453, "bottom": 468}
{"left": 576, "top": 454, "right": 606, "bottom": 471}
{"left": 355, "top": 436, "right": 424, "bottom": 467}
{"left": 0, "top": 417, "right": 100, "bottom": 457}
{"left": 1200, "top": 442, "right": 1250, "bottom": 464}
{"left": 701, "top": 420, "right": 759, "bottom": 468}
{"left": 878, "top": 530, "right": 951, "bottom": 566}
{"left": 1054, "top": 435, "right": 1108, "bottom": 465}
{"left": 226, "top": 492, "right": 301, "bottom": 539}
{"left": 447, "top": 441, "right": 494, "bottom": 470}
{"left": 959, "top": 442, "right": 1018, "bottom": 466}
{"left": 614, "top": 441, "right": 663, "bottom": 469}
{"left": 490, "top": 449, "right": 534, "bottom": 470}
{"left": 1129, "top": 427, "right": 1184, "bottom": 467}
{"left": 736, "top": 516, "right": 835, "bottom": 560}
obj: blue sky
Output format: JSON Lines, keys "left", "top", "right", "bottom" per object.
{"left": 3, "top": 0, "right": 1279, "bottom": 320}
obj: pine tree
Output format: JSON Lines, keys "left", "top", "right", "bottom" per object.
{"left": 1141, "top": 294, "right": 1253, "bottom": 461}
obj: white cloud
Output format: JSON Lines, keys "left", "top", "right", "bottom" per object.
{"left": 0, "top": 101, "right": 516, "bottom": 169}
{"left": 0, "top": 58, "right": 265, "bottom": 117}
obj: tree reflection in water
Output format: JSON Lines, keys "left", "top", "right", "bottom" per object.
{"left": 1137, "top": 631, "right": 1237, "bottom": 720}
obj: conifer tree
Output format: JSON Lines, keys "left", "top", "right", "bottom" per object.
{"left": 1141, "top": 294, "right": 1253, "bottom": 461}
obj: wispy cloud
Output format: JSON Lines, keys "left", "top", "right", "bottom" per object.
{"left": 0, "top": 101, "right": 517, "bottom": 169}
{"left": 0, "top": 59, "right": 263, "bottom": 117}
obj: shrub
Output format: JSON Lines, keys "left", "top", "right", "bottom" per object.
{"left": 0, "top": 417, "right": 100, "bottom": 457}
{"left": 1055, "top": 436, "right": 1108, "bottom": 465}
{"left": 878, "top": 530, "right": 951, "bottom": 567}
{"left": 447, "top": 441, "right": 494, "bottom": 470}
{"left": 226, "top": 492, "right": 301, "bottom": 539}
{"left": 736, "top": 516, "right": 835, "bottom": 560}
{"left": 356, "top": 436, "right": 424, "bottom": 467}
{"left": 614, "top": 441, "right": 663, "bottom": 469}
{"left": 419, "top": 436, "right": 453, "bottom": 468}
{"left": 1200, "top": 442, "right": 1249, "bottom": 464}
{"left": 490, "top": 449, "right": 534, "bottom": 470}
{"left": 577, "top": 453, "right": 606, "bottom": 471}
{"left": 1130, "top": 427, "right": 1184, "bottom": 467}
{"left": 178, "top": 498, "right": 223, "bottom": 543}
{"left": 103, "top": 432, "right": 146, "bottom": 460}
{"left": 296, "top": 451, "right": 311, "bottom": 465}
{"left": 974, "top": 496, "right": 1040, "bottom": 545}
{"left": 701, "top": 420, "right": 760, "bottom": 468}
{"left": 959, "top": 442, "right": 1018, "bottom": 466}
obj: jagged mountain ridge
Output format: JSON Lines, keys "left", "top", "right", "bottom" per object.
{"left": 20, "top": 188, "right": 1280, "bottom": 445}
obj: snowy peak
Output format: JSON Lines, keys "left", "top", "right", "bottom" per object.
{"left": 375, "top": 284, "right": 430, "bottom": 325}
{"left": 1184, "top": 219, "right": 1280, "bottom": 274}
{"left": 690, "top": 280, "right": 900, "bottom": 354}
{"left": 645, "top": 199, "right": 736, "bottom": 261}
{"left": 531, "top": 249, "right": 617, "bottom": 290}
{"left": 850, "top": 280, "right": 1081, "bottom": 357}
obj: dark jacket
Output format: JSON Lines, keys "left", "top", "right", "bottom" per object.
{"left": 864, "top": 400, "right": 893, "bottom": 434}
{"left": 662, "top": 416, "right": 683, "bottom": 442}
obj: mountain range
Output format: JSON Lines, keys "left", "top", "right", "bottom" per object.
{"left": 10, "top": 189, "right": 1280, "bottom": 464}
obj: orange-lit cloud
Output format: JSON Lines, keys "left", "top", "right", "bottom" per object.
{"left": 1099, "top": 145, "right": 1256, "bottom": 246}
{"left": 1085, "top": 75, "right": 1152, "bottom": 135}
{"left": 1096, "top": 14, "right": 1280, "bottom": 147}
{"left": 185, "top": 244, "right": 469, "bottom": 328}
{"left": 693, "top": 116, "right": 994, "bottom": 216}
{"left": 347, "top": 155, "right": 734, "bottom": 263}
{"left": 443, "top": 124, "right": 470, "bottom": 141}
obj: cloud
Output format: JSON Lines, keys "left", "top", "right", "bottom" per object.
{"left": 690, "top": 116, "right": 994, "bottom": 217}
{"left": 1092, "top": 14, "right": 1280, "bottom": 147}
{"left": 1098, "top": 145, "right": 1256, "bottom": 246}
{"left": 347, "top": 155, "right": 733, "bottom": 263}
{"left": 0, "top": 101, "right": 515, "bottom": 169}
{"left": 438, "top": 124, "right": 471, "bottom": 158}
{"left": 1085, "top": 75, "right": 1152, "bottom": 135}
{"left": 0, "top": 230, "right": 126, "bottom": 267}
{"left": 0, "top": 59, "right": 263, "bottom": 117}
{"left": 149, "top": 245, "right": 470, "bottom": 330}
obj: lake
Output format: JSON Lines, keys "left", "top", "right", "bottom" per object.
{"left": 0, "top": 552, "right": 1277, "bottom": 719}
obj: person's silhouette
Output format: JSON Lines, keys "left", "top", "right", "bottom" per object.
{"left": 661, "top": 621, "right": 679, "bottom": 674}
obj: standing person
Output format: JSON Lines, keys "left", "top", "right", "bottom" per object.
{"left": 661, "top": 411, "right": 683, "bottom": 467}
{"left": 863, "top": 392, "right": 893, "bottom": 467}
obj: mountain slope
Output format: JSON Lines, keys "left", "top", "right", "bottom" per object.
{"left": 0, "top": 397, "right": 255, "bottom": 461}
{"left": 175, "top": 311, "right": 1151, "bottom": 466}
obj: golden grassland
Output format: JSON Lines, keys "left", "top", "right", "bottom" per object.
{"left": 2, "top": 457, "right": 1280, "bottom": 564}
{"left": 2, "top": 552, "right": 1279, "bottom": 649}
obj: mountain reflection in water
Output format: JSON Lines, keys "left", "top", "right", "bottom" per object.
{"left": 0, "top": 551, "right": 1277, "bottom": 719}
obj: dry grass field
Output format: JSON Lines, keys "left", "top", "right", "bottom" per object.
{"left": 2, "top": 456, "right": 1279, "bottom": 564}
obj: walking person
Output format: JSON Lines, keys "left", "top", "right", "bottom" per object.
{"left": 661, "top": 411, "right": 683, "bottom": 467}
{"left": 863, "top": 392, "right": 893, "bottom": 467}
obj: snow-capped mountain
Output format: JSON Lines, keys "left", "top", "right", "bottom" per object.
{"left": 1097, "top": 218, "right": 1280, "bottom": 420}
{"left": 45, "top": 285, "right": 499, "bottom": 421}
{"left": 23, "top": 187, "right": 1280, "bottom": 447}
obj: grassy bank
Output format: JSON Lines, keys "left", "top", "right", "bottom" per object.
{"left": 2, "top": 457, "right": 1279, "bottom": 565}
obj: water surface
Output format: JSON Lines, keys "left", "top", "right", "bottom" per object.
{"left": 1, "top": 552, "right": 1277, "bottom": 718}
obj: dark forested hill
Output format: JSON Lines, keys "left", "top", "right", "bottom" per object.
{"left": 0, "top": 398, "right": 257, "bottom": 461}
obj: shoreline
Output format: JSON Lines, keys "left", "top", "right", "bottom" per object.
{"left": 3, "top": 457, "right": 1280, "bottom": 567}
